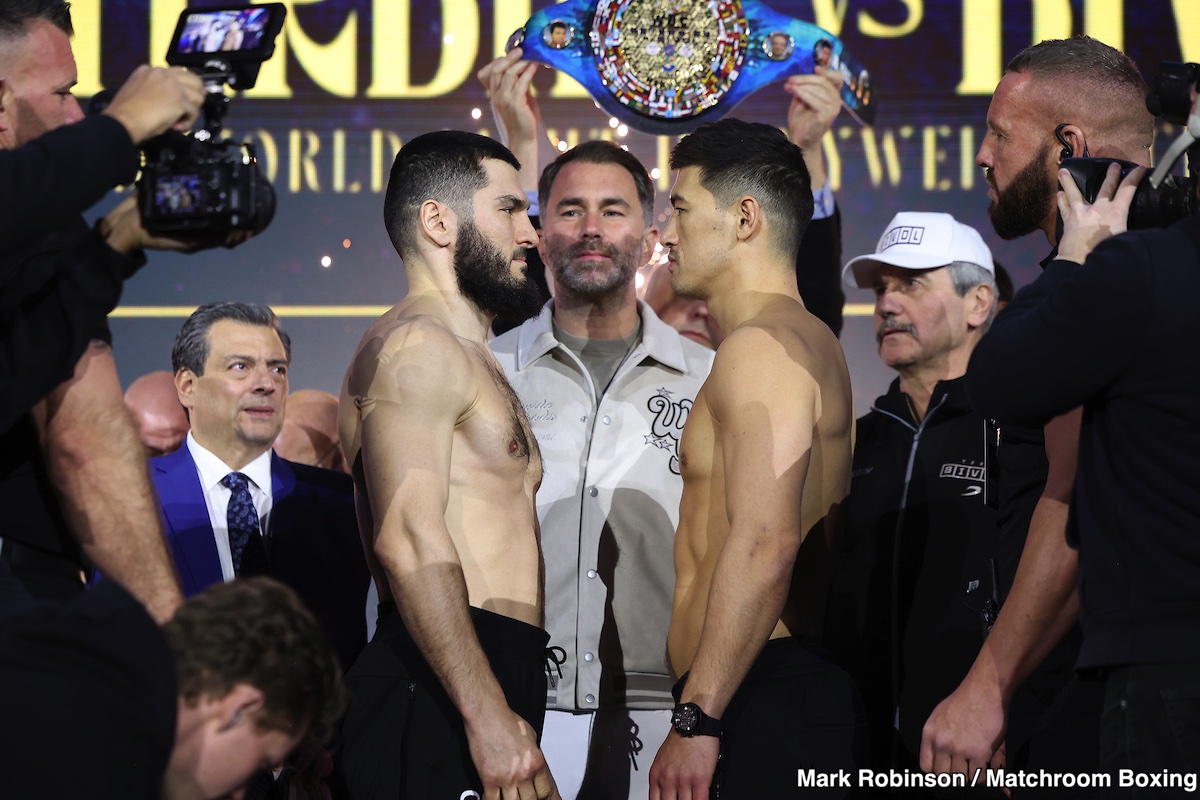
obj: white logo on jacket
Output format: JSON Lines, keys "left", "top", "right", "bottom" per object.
{"left": 939, "top": 462, "right": 984, "bottom": 482}
{"left": 646, "top": 388, "right": 691, "bottom": 475}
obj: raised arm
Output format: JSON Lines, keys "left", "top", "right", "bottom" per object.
{"left": 350, "top": 321, "right": 556, "bottom": 800}
{"left": 0, "top": 117, "right": 137, "bottom": 257}
{"left": 650, "top": 330, "right": 815, "bottom": 798}
{"left": 0, "top": 65, "right": 203, "bottom": 258}
{"left": 786, "top": 67, "right": 845, "bottom": 335}
{"left": 477, "top": 48, "right": 546, "bottom": 194}
{"left": 968, "top": 164, "right": 1146, "bottom": 424}
{"left": 786, "top": 66, "right": 842, "bottom": 193}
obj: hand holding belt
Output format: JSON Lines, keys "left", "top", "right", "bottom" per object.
{"left": 510, "top": 0, "right": 878, "bottom": 135}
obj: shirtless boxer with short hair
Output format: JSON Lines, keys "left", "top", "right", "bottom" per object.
{"left": 648, "top": 119, "right": 865, "bottom": 799}
{"left": 337, "top": 129, "right": 559, "bottom": 800}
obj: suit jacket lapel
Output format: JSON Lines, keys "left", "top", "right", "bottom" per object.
{"left": 268, "top": 453, "right": 302, "bottom": 564}
{"left": 270, "top": 451, "right": 297, "bottom": 511}
{"left": 152, "top": 446, "right": 222, "bottom": 596}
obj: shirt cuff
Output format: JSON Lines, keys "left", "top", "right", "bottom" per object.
{"left": 812, "top": 184, "right": 834, "bottom": 220}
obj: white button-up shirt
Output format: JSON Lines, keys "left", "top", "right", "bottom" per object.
{"left": 492, "top": 301, "right": 714, "bottom": 711}
{"left": 186, "top": 432, "right": 274, "bottom": 582}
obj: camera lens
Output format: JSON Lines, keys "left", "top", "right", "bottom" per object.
{"left": 1131, "top": 175, "right": 1193, "bottom": 230}
{"left": 249, "top": 175, "right": 276, "bottom": 235}
{"left": 1146, "top": 62, "right": 1199, "bottom": 126}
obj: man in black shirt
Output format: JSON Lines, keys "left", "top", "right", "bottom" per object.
{"left": 0, "top": 0, "right": 211, "bottom": 623}
{"left": 920, "top": 37, "right": 1154, "bottom": 788}
{"left": 827, "top": 211, "right": 997, "bottom": 790}
{"left": 967, "top": 154, "right": 1200, "bottom": 792}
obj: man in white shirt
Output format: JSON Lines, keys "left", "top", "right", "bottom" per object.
{"left": 150, "top": 302, "right": 369, "bottom": 670}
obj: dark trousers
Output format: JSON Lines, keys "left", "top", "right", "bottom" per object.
{"left": 1100, "top": 661, "right": 1200, "bottom": 799}
{"left": 337, "top": 605, "right": 550, "bottom": 800}
{"left": 1007, "top": 673, "right": 1106, "bottom": 798}
{"left": 675, "top": 637, "right": 869, "bottom": 798}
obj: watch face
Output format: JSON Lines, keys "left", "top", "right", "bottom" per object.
{"left": 591, "top": 0, "right": 748, "bottom": 121}
{"left": 673, "top": 702, "right": 701, "bottom": 733}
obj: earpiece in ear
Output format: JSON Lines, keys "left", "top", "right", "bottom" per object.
{"left": 1055, "top": 123, "right": 1074, "bottom": 160}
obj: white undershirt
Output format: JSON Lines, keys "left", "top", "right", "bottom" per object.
{"left": 185, "top": 432, "right": 274, "bottom": 582}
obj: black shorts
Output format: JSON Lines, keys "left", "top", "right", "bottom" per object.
{"left": 337, "top": 604, "right": 550, "bottom": 800}
{"left": 675, "top": 637, "right": 868, "bottom": 798}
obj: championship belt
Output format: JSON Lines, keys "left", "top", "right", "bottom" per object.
{"left": 509, "top": 0, "right": 877, "bottom": 135}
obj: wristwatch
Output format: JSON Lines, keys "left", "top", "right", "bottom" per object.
{"left": 671, "top": 702, "right": 722, "bottom": 738}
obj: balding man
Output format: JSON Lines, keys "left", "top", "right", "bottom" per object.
{"left": 124, "top": 371, "right": 189, "bottom": 458}
{"left": 640, "top": 261, "right": 724, "bottom": 351}
{"left": 273, "top": 389, "right": 346, "bottom": 472}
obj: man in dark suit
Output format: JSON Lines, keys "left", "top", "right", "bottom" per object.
{"left": 151, "top": 302, "right": 369, "bottom": 670}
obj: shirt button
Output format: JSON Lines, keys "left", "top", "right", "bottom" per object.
{"left": 586, "top": 569, "right": 597, "bottom": 579}
{"left": 581, "top": 415, "right": 588, "bottom": 423}
{"left": 602, "top": 415, "right": 611, "bottom": 424}
{"left": 589, "top": 487, "right": 598, "bottom": 497}
{"left": 585, "top": 693, "right": 595, "bottom": 705}
{"left": 584, "top": 652, "right": 594, "bottom": 662}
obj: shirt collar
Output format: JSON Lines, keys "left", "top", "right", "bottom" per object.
{"left": 186, "top": 432, "right": 274, "bottom": 497}
{"left": 874, "top": 375, "right": 971, "bottom": 419}
{"left": 513, "top": 299, "right": 692, "bottom": 375}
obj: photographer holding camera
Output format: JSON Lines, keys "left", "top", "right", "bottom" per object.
{"left": 0, "top": 0, "right": 241, "bottom": 624}
{"left": 920, "top": 37, "right": 1155, "bottom": 789}
{"left": 964, "top": 75, "right": 1200, "bottom": 789}
{"left": 0, "top": 62, "right": 204, "bottom": 254}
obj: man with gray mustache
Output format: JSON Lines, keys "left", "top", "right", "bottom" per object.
{"left": 825, "top": 211, "right": 1001, "bottom": 785}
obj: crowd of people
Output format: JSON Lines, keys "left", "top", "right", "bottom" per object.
{"left": 1, "top": 0, "right": 1197, "bottom": 798}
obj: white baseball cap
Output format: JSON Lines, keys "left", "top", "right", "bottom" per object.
{"left": 842, "top": 211, "right": 994, "bottom": 288}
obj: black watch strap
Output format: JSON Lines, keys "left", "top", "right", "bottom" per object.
{"left": 672, "top": 702, "right": 722, "bottom": 738}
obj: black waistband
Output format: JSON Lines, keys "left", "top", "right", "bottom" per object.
{"left": 376, "top": 601, "right": 549, "bottom": 656}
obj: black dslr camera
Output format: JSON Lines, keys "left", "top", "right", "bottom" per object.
{"left": 1060, "top": 61, "right": 1200, "bottom": 230}
{"left": 137, "top": 3, "right": 286, "bottom": 236}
